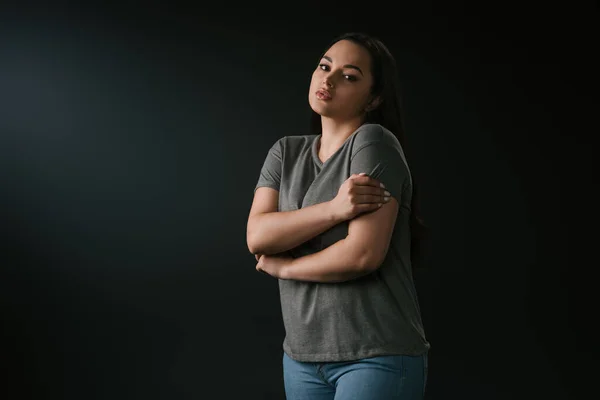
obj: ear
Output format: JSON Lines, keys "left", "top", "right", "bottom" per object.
{"left": 366, "top": 96, "right": 382, "bottom": 112}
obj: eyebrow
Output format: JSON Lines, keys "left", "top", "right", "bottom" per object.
{"left": 322, "top": 55, "right": 364, "bottom": 76}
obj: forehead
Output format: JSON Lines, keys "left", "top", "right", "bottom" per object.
{"left": 323, "top": 40, "right": 371, "bottom": 69}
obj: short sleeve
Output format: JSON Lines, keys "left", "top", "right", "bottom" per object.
{"left": 349, "top": 141, "right": 411, "bottom": 201}
{"left": 254, "top": 138, "right": 283, "bottom": 193}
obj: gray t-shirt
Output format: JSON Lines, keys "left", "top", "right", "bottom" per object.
{"left": 254, "top": 123, "right": 430, "bottom": 362}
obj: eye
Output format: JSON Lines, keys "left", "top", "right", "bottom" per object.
{"left": 318, "top": 64, "right": 358, "bottom": 82}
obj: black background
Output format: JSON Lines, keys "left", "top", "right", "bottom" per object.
{"left": 1, "top": 2, "right": 597, "bottom": 399}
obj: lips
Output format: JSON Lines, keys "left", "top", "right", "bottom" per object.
{"left": 316, "top": 89, "right": 332, "bottom": 100}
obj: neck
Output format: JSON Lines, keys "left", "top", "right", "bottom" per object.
{"left": 318, "top": 116, "right": 365, "bottom": 159}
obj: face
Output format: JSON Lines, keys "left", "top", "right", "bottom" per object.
{"left": 308, "top": 39, "right": 377, "bottom": 121}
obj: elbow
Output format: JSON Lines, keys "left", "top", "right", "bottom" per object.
{"left": 247, "top": 240, "right": 256, "bottom": 255}
{"left": 247, "top": 231, "right": 268, "bottom": 255}
{"left": 246, "top": 233, "right": 260, "bottom": 255}
{"left": 248, "top": 243, "right": 263, "bottom": 255}
{"left": 247, "top": 217, "right": 268, "bottom": 254}
{"left": 246, "top": 224, "right": 259, "bottom": 254}
{"left": 358, "top": 249, "right": 384, "bottom": 273}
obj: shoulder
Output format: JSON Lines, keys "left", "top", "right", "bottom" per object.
{"left": 352, "top": 123, "right": 401, "bottom": 155}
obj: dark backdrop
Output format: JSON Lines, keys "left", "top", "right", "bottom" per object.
{"left": 1, "top": 3, "right": 596, "bottom": 399}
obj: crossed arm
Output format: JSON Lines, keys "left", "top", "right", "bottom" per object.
{"left": 247, "top": 188, "right": 399, "bottom": 283}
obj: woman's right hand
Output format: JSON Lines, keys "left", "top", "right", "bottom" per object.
{"left": 329, "top": 173, "right": 391, "bottom": 221}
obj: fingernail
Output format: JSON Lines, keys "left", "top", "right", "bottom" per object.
{"left": 384, "top": 196, "right": 390, "bottom": 202}
{"left": 380, "top": 183, "right": 386, "bottom": 188}
{"left": 384, "top": 190, "right": 390, "bottom": 196}
{"left": 359, "top": 172, "right": 367, "bottom": 176}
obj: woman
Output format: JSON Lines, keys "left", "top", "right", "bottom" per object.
{"left": 247, "top": 32, "right": 430, "bottom": 399}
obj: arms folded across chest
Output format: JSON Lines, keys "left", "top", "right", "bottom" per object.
{"left": 280, "top": 196, "right": 399, "bottom": 283}
{"left": 247, "top": 187, "right": 343, "bottom": 255}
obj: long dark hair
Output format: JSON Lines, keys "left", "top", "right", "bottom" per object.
{"left": 309, "top": 32, "right": 430, "bottom": 271}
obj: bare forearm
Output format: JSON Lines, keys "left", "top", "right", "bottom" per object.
{"left": 280, "top": 238, "right": 370, "bottom": 283}
{"left": 247, "top": 201, "right": 342, "bottom": 255}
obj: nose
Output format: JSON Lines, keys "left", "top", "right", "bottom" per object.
{"left": 322, "top": 76, "right": 334, "bottom": 88}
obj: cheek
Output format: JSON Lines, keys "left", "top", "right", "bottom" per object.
{"left": 309, "top": 73, "right": 320, "bottom": 89}
{"left": 308, "top": 78, "right": 316, "bottom": 98}
{"left": 338, "top": 89, "right": 366, "bottom": 107}
{"left": 350, "top": 89, "right": 371, "bottom": 108}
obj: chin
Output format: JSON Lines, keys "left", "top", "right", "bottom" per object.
{"left": 309, "top": 99, "right": 332, "bottom": 117}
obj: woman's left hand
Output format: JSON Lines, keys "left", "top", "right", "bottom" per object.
{"left": 256, "top": 254, "right": 293, "bottom": 279}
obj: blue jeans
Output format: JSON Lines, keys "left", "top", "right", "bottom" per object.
{"left": 283, "top": 351, "right": 428, "bottom": 400}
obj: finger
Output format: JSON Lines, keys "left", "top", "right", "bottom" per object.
{"left": 355, "top": 202, "right": 383, "bottom": 214}
{"left": 354, "top": 185, "right": 390, "bottom": 198}
{"left": 256, "top": 266, "right": 269, "bottom": 275}
{"left": 354, "top": 175, "right": 386, "bottom": 189}
{"left": 368, "top": 187, "right": 391, "bottom": 197}
{"left": 351, "top": 173, "right": 367, "bottom": 180}
{"left": 358, "top": 194, "right": 390, "bottom": 204}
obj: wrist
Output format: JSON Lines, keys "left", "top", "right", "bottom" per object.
{"left": 280, "top": 258, "right": 294, "bottom": 280}
{"left": 325, "top": 200, "right": 342, "bottom": 223}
